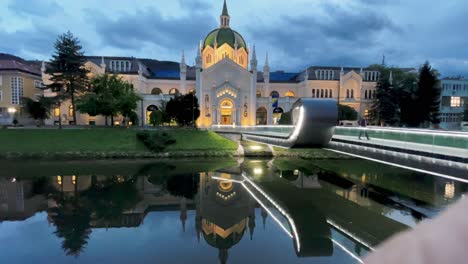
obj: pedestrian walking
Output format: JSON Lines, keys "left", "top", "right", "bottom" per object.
{"left": 358, "top": 118, "right": 370, "bottom": 140}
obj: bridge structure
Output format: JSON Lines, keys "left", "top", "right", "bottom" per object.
{"left": 211, "top": 100, "right": 468, "bottom": 180}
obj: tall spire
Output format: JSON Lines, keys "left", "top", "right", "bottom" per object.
{"left": 220, "top": 0, "right": 230, "bottom": 28}
{"left": 222, "top": 0, "right": 229, "bottom": 16}
{"left": 382, "top": 54, "right": 386, "bottom": 66}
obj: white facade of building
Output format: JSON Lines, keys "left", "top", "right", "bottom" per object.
{"left": 440, "top": 78, "right": 468, "bottom": 129}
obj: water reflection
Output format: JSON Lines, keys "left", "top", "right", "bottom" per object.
{"left": 0, "top": 158, "right": 466, "bottom": 263}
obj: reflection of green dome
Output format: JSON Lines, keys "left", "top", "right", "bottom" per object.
{"left": 203, "top": 230, "right": 245, "bottom": 249}
{"left": 204, "top": 28, "right": 247, "bottom": 50}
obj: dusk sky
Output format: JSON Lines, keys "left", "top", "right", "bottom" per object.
{"left": 0, "top": 0, "right": 467, "bottom": 76}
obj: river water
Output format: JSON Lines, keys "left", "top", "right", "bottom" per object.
{"left": 0, "top": 158, "right": 466, "bottom": 263}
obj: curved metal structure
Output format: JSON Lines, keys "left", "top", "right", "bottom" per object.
{"left": 243, "top": 99, "right": 337, "bottom": 148}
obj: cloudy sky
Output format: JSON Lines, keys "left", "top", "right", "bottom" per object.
{"left": 1, "top": 0, "right": 467, "bottom": 76}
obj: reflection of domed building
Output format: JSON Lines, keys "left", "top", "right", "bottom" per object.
{"left": 195, "top": 172, "right": 256, "bottom": 264}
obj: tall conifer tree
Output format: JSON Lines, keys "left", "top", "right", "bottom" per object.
{"left": 46, "top": 31, "right": 89, "bottom": 127}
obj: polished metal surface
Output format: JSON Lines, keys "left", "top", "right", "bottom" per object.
{"left": 243, "top": 99, "right": 337, "bottom": 148}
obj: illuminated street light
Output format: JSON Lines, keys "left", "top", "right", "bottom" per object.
{"left": 7, "top": 107, "right": 17, "bottom": 114}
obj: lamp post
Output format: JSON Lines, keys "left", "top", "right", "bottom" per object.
{"left": 7, "top": 107, "right": 17, "bottom": 126}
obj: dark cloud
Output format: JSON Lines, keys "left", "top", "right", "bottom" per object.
{"left": 246, "top": 3, "right": 400, "bottom": 71}
{"left": 0, "top": 23, "right": 58, "bottom": 59}
{"left": 8, "top": 0, "right": 63, "bottom": 17}
{"left": 90, "top": 6, "right": 216, "bottom": 53}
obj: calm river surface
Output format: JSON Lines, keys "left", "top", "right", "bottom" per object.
{"left": 0, "top": 158, "right": 466, "bottom": 263}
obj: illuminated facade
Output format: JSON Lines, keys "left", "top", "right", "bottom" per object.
{"left": 41, "top": 0, "right": 384, "bottom": 127}
{"left": 439, "top": 78, "right": 468, "bottom": 129}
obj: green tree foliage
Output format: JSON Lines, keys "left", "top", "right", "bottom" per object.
{"left": 49, "top": 197, "right": 92, "bottom": 257}
{"left": 76, "top": 74, "right": 141, "bottom": 126}
{"left": 136, "top": 131, "right": 176, "bottom": 152}
{"left": 464, "top": 104, "right": 468, "bottom": 122}
{"left": 372, "top": 76, "right": 398, "bottom": 126}
{"left": 22, "top": 96, "right": 54, "bottom": 125}
{"left": 278, "top": 111, "right": 292, "bottom": 125}
{"left": 46, "top": 31, "right": 89, "bottom": 126}
{"left": 338, "top": 105, "right": 358, "bottom": 121}
{"left": 165, "top": 94, "right": 200, "bottom": 126}
{"left": 416, "top": 62, "right": 441, "bottom": 126}
{"left": 166, "top": 173, "right": 199, "bottom": 199}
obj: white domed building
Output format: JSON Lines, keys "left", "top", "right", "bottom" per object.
{"left": 42, "top": 0, "right": 401, "bottom": 127}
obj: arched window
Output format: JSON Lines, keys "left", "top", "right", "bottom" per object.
{"left": 364, "top": 90, "right": 368, "bottom": 99}
{"left": 346, "top": 89, "right": 350, "bottom": 98}
{"left": 285, "top": 91, "right": 295, "bottom": 97}
{"left": 256, "top": 107, "right": 267, "bottom": 125}
{"left": 169, "top": 88, "right": 180, "bottom": 95}
{"left": 68, "top": 105, "right": 74, "bottom": 117}
{"left": 325, "top": 90, "right": 328, "bottom": 98}
{"left": 351, "top": 89, "right": 354, "bottom": 98}
{"left": 151, "top": 88, "right": 162, "bottom": 95}
{"left": 320, "top": 89, "right": 324, "bottom": 98}
{"left": 312, "top": 89, "right": 315, "bottom": 98}
{"left": 270, "top": 91, "right": 279, "bottom": 98}
{"left": 329, "top": 89, "right": 333, "bottom": 98}
{"left": 256, "top": 90, "right": 262, "bottom": 98}
{"left": 54, "top": 107, "right": 60, "bottom": 117}
{"left": 189, "top": 89, "right": 196, "bottom": 94}
{"left": 146, "top": 105, "right": 159, "bottom": 126}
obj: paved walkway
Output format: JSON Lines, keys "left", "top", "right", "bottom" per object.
{"left": 332, "top": 135, "right": 468, "bottom": 159}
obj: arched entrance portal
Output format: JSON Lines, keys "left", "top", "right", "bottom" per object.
{"left": 146, "top": 105, "right": 159, "bottom": 125}
{"left": 220, "top": 99, "right": 234, "bottom": 125}
{"left": 272, "top": 107, "right": 284, "bottom": 124}
{"left": 256, "top": 107, "right": 267, "bottom": 125}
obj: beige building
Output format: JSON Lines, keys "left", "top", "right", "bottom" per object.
{"left": 0, "top": 54, "right": 43, "bottom": 125}
{"left": 42, "top": 0, "right": 385, "bottom": 127}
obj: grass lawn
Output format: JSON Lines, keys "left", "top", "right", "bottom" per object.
{"left": 165, "top": 130, "right": 238, "bottom": 151}
{"left": 0, "top": 128, "right": 238, "bottom": 153}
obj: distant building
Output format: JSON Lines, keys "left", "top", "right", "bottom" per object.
{"left": 439, "top": 77, "right": 468, "bottom": 129}
{"left": 0, "top": 53, "right": 43, "bottom": 125}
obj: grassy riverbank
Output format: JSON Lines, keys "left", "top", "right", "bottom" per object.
{"left": 0, "top": 128, "right": 238, "bottom": 159}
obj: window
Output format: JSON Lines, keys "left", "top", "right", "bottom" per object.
{"left": 256, "top": 90, "right": 262, "bottom": 98}
{"left": 325, "top": 90, "right": 328, "bottom": 98}
{"left": 34, "top": 80, "right": 43, "bottom": 89}
{"left": 351, "top": 89, "right": 354, "bottom": 98}
{"left": 312, "top": 89, "right": 315, "bottom": 98}
{"left": 346, "top": 89, "right": 350, "bottom": 98}
{"left": 206, "top": 54, "right": 212, "bottom": 64}
{"left": 151, "top": 88, "right": 162, "bottom": 95}
{"left": 169, "top": 88, "right": 180, "bottom": 95}
{"left": 315, "top": 69, "right": 334, "bottom": 80}
{"left": 364, "top": 71, "right": 380, "bottom": 81}
{"left": 11, "top": 77, "right": 23, "bottom": 105}
{"left": 364, "top": 90, "right": 368, "bottom": 99}
{"left": 320, "top": 89, "right": 324, "bottom": 98}
{"left": 451, "top": 97, "right": 461, "bottom": 107}
{"left": 329, "top": 89, "right": 333, "bottom": 98}
{"left": 54, "top": 107, "right": 60, "bottom": 117}
{"left": 110, "top": 60, "right": 131, "bottom": 72}
{"left": 68, "top": 105, "right": 74, "bottom": 117}
{"left": 285, "top": 91, "right": 295, "bottom": 97}
{"left": 270, "top": 91, "right": 279, "bottom": 97}
{"left": 239, "top": 55, "right": 244, "bottom": 65}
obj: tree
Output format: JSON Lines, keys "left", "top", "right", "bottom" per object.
{"left": 46, "top": 31, "right": 89, "bottom": 127}
{"left": 416, "top": 62, "right": 441, "bottom": 127}
{"left": 77, "top": 74, "right": 141, "bottom": 126}
{"left": 166, "top": 94, "right": 200, "bottom": 127}
{"left": 338, "top": 105, "right": 358, "bottom": 121}
{"left": 372, "top": 75, "right": 398, "bottom": 126}
{"left": 463, "top": 103, "right": 468, "bottom": 122}
{"left": 278, "top": 111, "right": 292, "bottom": 125}
{"left": 22, "top": 96, "right": 54, "bottom": 126}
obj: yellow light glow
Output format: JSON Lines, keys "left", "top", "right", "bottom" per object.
{"left": 253, "top": 168, "right": 263, "bottom": 175}
{"left": 250, "top": 145, "right": 262, "bottom": 151}
{"left": 72, "top": 175, "right": 76, "bottom": 185}
{"left": 7, "top": 107, "right": 17, "bottom": 114}
{"left": 293, "top": 170, "right": 299, "bottom": 176}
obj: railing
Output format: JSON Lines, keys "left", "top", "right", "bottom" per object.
{"left": 212, "top": 125, "right": 294, "bottom": 137}
{"left": 334, "top": 126, "right": 468, "bottom": 148}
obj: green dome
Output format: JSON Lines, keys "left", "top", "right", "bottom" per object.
{"left": 204, "top": 28, "right": 247, "bottom": 50}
